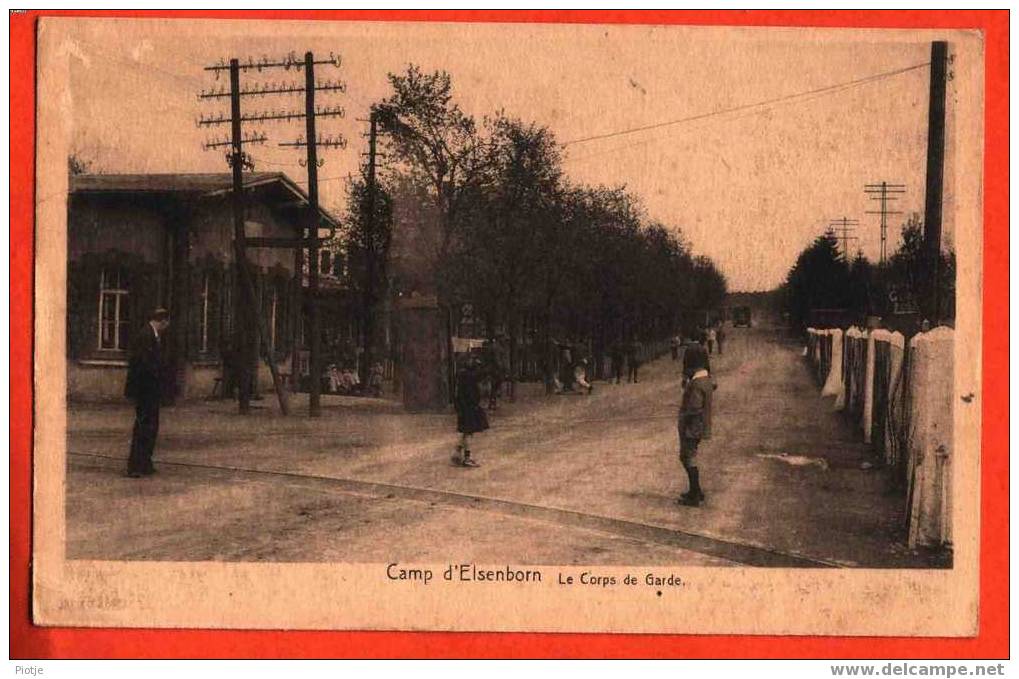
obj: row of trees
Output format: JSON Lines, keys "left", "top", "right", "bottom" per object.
{"left": 342, "top": 65, "right": 727, "bottom": 384}
{"left": 781, "top": 214, "right": 956, "bottom": 332}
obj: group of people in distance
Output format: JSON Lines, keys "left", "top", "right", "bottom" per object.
{"left": 452, "top": 328, "right": 719, "bottom": 509}
{"left": 551, "top": 340, "right": 599, "bottom": 395}
{"left": 672, "top": 322, "right": 726, "bottom": 360}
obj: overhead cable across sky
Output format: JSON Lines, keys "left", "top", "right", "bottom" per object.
{"left": 560, "top": 61, "right": 931, "bottom": 148}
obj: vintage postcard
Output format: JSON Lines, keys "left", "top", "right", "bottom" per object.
{"left": 32, "top": 15, "right": 984, "bottom": 635}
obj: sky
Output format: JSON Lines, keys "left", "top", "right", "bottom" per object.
{"left": 52, "top": 17, "right": 951, "bottom": 291}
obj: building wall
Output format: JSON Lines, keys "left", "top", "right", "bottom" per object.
{"left": 67, "top": 195, "right": 169, "bottom": 402}
{"left": 67, "top": 197, "right": 167, "bottom": 264}
{"left": 67, "top": 190, "right": 305, "bottom": 402}
{"left": 190, "top": 200, "right": 297, "bottom": 272}
{"left": 68, "top": 362, "right": 129, "bottom": 401}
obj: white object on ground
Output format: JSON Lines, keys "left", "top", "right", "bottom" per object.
{"left": 756, "top": 453, "right": 830, "bottom": 471}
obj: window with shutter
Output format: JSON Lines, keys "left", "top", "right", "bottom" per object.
{"left": 98, "top": 266, "right": 130, "bottom": 351}
{"left": 199, "top": 271, "right": 211, "bottom": 354}
{"left": 221, "top": 268, "right": 234, "bottom": 339}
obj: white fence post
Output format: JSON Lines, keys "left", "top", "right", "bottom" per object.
{"left": 822, "top": 328, "right": 844, "bottom": 399}
{"left": 906, "top": 327, "right": 955, "bottom": 549}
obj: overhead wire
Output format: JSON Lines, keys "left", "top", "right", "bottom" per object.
{"left": 560, "top": 61, "right": 930, "bottom": 149}
{"left": 563, "top": 61, "right": 930, "bottom": 166}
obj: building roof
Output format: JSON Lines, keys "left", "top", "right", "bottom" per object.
{"left": 69, "top": 172, "right": 339, "bottom": 227}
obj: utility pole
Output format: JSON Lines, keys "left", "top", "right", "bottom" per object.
{"left": 303, "top": 52, "right": 323, "bottom": 417}
{"left": 922, "top": 40, "right": 949, "bottom": 323}
{"left": 275, "top": 52, "right": 347, "bottom": 416}
{"left": 864, "top": 182, "right": 905, "bottom": 266}
{"left": 222, "top": 60, "right": 291, "bottom": 415}
{"left": 828, "top": 217, "right": 859, "bottom": 261}
{"left": 202, "top": 51, "right": 345, "bottom": 417}
{"left": 228, "top": 60, "right": 253, "bottom": 415}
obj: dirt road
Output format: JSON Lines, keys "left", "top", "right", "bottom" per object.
{"left": 66, "top": 326, "right": 943, "bottom": 567}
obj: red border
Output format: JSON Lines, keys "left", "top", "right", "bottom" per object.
{"left": 10, "top": 9, "right": 1008, "bottom": 659}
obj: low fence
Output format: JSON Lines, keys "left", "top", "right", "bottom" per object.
{"left": 805, "top": 325, "right": 953, "bottom": 549}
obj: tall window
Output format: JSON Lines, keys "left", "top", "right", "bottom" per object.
{"left": 268, "top": 285, "right": 279, "bottom": 352}
{"left": 222, "top": 279, "right": 233, "bottom": 339}
{"left": 262, "top": 278, "right": 288, "bottom": 355}
{"left": 320, "top": 251, "right": 332, "bottom": 277}
{"left": 98, "top": 267, "right": 130, "bottom": 351}
{"left": 199, "top": 272, "right": 211, "bottom": 353}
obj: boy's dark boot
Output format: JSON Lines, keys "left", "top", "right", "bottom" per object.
{"left": 689, "top": 467, "right": 704, "bottom": 501}
{"left": 680, "top": 466, "right": 704, "bottom": 506}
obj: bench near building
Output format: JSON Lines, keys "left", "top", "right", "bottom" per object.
{"left": 66, "top": 172, "right": 343, "bottom": 401}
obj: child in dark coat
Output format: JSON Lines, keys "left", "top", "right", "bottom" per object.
{"left": 453, "top": 357, "right": 489, "bottom": 467}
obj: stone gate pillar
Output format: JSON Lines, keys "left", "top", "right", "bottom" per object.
{"left": 396, "top": 294, "right": 447, "bottom": 411}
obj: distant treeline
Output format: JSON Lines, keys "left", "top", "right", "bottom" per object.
{"left": 780, "top": 214, "right": 955, "bottom": 332}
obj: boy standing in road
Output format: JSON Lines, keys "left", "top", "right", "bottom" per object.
{"left": 677, "top": 353, "right": 713, "bottom": 507}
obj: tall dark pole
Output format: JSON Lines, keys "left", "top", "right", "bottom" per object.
{"left": 304, "top": 51, "right": 322, "bottom": 417}
{"left": 203, "top": 52, "right": 342, "bottom": 416}
{"left": 291, "top": 223, "right": 303, "bottom": 398}
{"left": 923, "top": 41, "right": 948, "bottom": 323}
{"left": 230, "top": 59, "right": 252, "bottom": 415}
{"left": 360, "top": 109, "right": 378, "bottom": 388}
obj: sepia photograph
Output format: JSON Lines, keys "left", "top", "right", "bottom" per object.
{"left": 29, "top": 13, "right": 986, "bottom": 635}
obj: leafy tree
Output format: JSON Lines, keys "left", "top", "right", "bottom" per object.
{"left": 781, "top": 230, "right": 851, "bottom": 330}
{"left": 449, "top": 114, "right": 564, "bottom": 387}
{"left": 888, "top": 213, "right": 955, "bottom": 322}
{"left": 344, "top": 169, "right": 394, "bottom": 385}
{"left": 847, "top": 251, "right": 877, "bottom": 316}
{"left": 375, "top": 65, "right": 490, "bottom": 292}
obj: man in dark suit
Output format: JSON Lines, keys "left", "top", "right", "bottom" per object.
{"left": 125, "top": 308, "right": 170, "bottom": 477}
